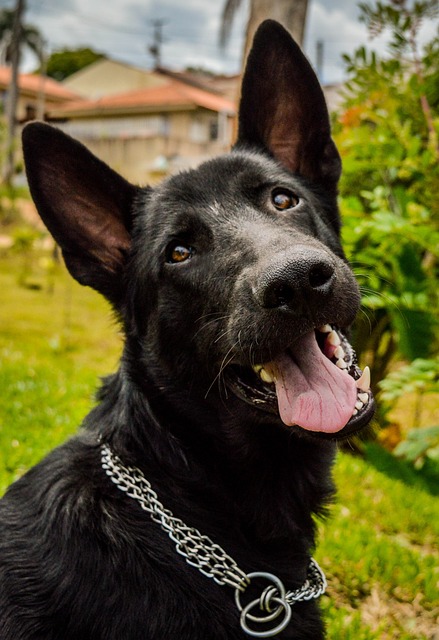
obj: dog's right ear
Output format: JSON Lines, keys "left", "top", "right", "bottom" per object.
{"left": 236, "top": 20, "right": 341, "bottom": 192}
{"left": 22, "top": 123, "right": 140, "bottom": 305}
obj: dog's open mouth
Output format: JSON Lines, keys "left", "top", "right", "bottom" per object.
{"left": 226, "top": 325, "right": 375, "bottom": 438}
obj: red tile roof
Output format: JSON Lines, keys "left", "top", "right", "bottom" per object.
{"left": 50, "top": 79, "right": 236, "bottom": 117}
{"left": 0, "top": 66, "right": 80, "bottom": 101}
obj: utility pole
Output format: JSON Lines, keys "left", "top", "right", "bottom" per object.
{"left": 3, "top": 0, "right": 25, "bottom": 185}
{"left": 36, "top": 36, "right": 47, "bottom": 120}
{"left": 316, "top": 40, "right": 324, "bottom": 83}
{"left": 148, "top": 19, "right": 166, "bottom": 69}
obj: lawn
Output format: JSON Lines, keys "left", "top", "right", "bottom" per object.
{"left": 0, "top": 249, "right": 438, "bottom": 639}
{"left": 0, "top": 249, "right": 122, "bottom": 488}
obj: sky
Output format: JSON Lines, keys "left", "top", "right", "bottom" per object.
{"left": 4, "top": 0, "right": 438, "bottom": 84}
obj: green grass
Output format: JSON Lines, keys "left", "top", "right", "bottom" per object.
{"left": 0, "top": 250, "right": 122, "bottom": 489}
{"left": 317, "top": 454, "right": 439, "bottom": 639}
{"left": 1, "top": 249, "right": 438, "bottom": 639}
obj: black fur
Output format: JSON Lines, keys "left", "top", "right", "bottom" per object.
{"left": 0, "top": 21, "right": 371, "bottom": 639}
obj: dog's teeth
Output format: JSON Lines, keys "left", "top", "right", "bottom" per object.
{"left": 253, "top": 364, "right": 274, "bottom": 384}
{"left": 260, "top": 367, "right": 275, "bottom": 384}
{"left": 334, "top": 346, "right": 345, "bottom": 359}
{"left": 355, "top": 400, "right": 364, "bottom": 411}
{"left": 353, "top": 409, "right": 358, "bottom": 416}
{"left": 336, "top": 358, "right": 348, "bottom": 369}
{"left": 327, "top": 330, "right": 341, "bottom": 347}
{"left": 318, "top": 324, "right": 332, "bottom": 333}
{"left": 356, "top": 366, "right": 371, "bottom": 392}
{"left": 358, "top": 392, "right": 369, "bottom": 404}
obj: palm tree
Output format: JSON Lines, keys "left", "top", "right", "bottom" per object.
{"left": 0, "top": 5, "right": 43, "bottom": 184}
{"left": 0, "top": 8, "right": 42, "bottom": 66}
{"left": 220, "top": 0, "right": 309, "bottom": 64}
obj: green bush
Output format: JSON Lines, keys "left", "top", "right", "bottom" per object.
{"left": 334, "top": 1, "right": 439, "bottom": 429}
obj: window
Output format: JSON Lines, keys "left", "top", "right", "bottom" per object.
{"left": 209, "top": 118, "right": 219, "bottom": 141}
{"left": 25, "top": 104, "right": 37, "bottom": 121}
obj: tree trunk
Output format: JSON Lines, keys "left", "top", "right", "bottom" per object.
{"left": 242, "top": 0, "right": 308, "bottom": 64}
{"left": 229, "top": 0, "right": 309, "bottom": 143}
{"left": 3, "top": 0, "right": 25, "bottom": 185}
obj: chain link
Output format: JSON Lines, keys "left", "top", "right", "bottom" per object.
{"left": 101, "top": 445, "right": 250, "bottom": 591}
{"left": 101, "top": 444, "right": 327, "bottom": 636}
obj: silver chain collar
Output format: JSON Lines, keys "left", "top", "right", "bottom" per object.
{"left": 101, "top": 444, "right": 327, "bottom": 638}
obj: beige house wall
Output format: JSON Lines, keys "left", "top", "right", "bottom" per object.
{"left": 0, "top": 87, "right": 74, "bottom": 122}
{"left": 16, "top": 93, "right": 66, "bottom": 121}
{"left": 63, "top": 60, "right": 167, "bottom": 99}
{"left": 58, "top": 109, "right": 234, "bottom": 184}
{"left": 81, "top": 135, "right": 232, "bottom": 184}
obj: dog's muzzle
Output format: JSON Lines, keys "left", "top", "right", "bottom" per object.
{"left": 226, "top": 324, "right": 375, "bottom": 438}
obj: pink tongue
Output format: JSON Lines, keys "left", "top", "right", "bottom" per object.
{"left": 271, "top": 332, "right": 357, "bottom": 433}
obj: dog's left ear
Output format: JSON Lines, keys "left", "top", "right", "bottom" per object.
{"left": 22, "top": 122, "right": 140, "bottom": 305}
{"left": 236, "top": 20, "right": 341, "bottom": 191}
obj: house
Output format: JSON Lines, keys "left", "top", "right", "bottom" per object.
{"left": 62, "top": 58, "right": 238, "bottom": 102}
{"left": 0, "top": 57, "right": 343, "bottom": 188}
{"left": 155, "top": 67, "right": 240, "bottom": 102}
{"left": 62, "top": 59, "right": 169, "bottom": 100}
{"left": 49, "top": 78, "right": 235, "bottom": 184}
{"left": 0, "top": 66, "right": 80, "bottom": 122}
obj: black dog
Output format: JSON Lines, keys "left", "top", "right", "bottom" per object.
{"left": 0, "top": 20, "right": 374, "bottom": 639}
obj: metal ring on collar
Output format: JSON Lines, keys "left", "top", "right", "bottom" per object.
{"left": 235, "top": 572, "right": 292, "bottom": 637}
{"left": 240, "top": 597, "right": 292, "bottom": 638}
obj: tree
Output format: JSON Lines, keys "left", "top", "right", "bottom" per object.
{"left": 358, "top": 0, "right": 439, "bottom": 155}
{"left": 220, "top": 0, "right": 309, "bottom": 64}
{"left": 0, "top": 4, "right": 45, "bottom": 185}
{"left": 45, "top": 48, "right": 106, "bottom": 82}
{"left": 0, "top": 8, "right": 42, "bottom": 65}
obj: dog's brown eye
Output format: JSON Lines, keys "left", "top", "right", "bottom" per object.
{"left": 272, "top": 189, "right": 299, "bottom": 210}
{"left": 167, "top": 244, "right": 194, "bottom": 264}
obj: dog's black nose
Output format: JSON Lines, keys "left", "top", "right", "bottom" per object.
{"left": 254, "top": 250, "right": 336, "bottom": 310}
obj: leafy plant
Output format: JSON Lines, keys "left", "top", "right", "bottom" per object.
{"left": 358, "top": 0, "right": 439, "bottom": 155}
{"left": 334, "top": 1, "right": 439, "bottom": 409}
{"left": 393, "top": 425, "right": 439, "bottom": 468}
{"left": 379, "top": 358, "right": 439, "bottom": 404}
{"left": 379, "top": 358, "right": 439, "bottom": 466}
{"left": 339, "top": 191, "right": 438, "bottom": 397}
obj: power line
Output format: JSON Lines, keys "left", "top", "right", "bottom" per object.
{"left": 148, "top": 19, "right": 166, "bottom": 69}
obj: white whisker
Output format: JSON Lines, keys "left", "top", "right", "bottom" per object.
{"left": 204, "top": 341, "right": 239, "bottom": 400}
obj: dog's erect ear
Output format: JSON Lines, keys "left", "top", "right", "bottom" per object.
{"left": 22, "top": 123, "right": 139, "bottom": 304}
{"left": 236, "top": 20, "right": 341, "bottom": 190}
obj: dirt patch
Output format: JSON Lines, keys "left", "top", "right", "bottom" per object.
{"left": 361, "top": 586, "right": 439, "bottom": 639}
